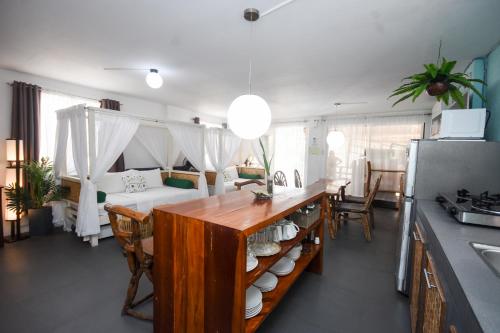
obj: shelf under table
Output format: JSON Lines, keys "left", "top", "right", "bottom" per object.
{"left": 246, "top": 218, "right": 322, "bottom": 287}
{"left": 245, "top": 243, "right": 322, "bottom": 333}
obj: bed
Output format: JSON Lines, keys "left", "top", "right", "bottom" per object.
{"left": 61, "top": 169, "right": 201, "bottom": 245}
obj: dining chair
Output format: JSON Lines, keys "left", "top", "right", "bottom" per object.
{"left": 105, "top": 205, "right": 154, "bottom": 321}
{"left": 294, "top": 169, "right": 302, "bottom": 188}
{"left": 332, "top": 175, "right": 382, "bottom": 241}
{"left": 274, "top": 170, "right": 288, "bottom": 187}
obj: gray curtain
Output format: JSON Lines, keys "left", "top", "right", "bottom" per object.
{"left": 11, "top": 81, "right": 41, "bottom": 162}
{"left": 100, "top": 99, "right": 125, "bottom": 172}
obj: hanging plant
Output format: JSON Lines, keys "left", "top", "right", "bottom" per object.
{"left": 390, "top": 57, "right": 486, "bottom": 108}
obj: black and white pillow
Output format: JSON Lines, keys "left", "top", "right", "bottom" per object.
{"left": 122, "top": 174, "right": 147, "bottom": 193}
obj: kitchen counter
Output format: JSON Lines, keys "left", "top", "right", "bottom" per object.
{"left": 417, "top": 200, "right": 500, "bottom": 333}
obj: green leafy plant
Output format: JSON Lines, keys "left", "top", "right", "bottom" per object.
{"left": 390, "top": 57, "right": 486, "bottom": 108}
{"left": 4, "top": 182, "right": 30, "bottom": 217}
{"left": 259, "top": 138, "right": 273, "bottom": 176}
{"left": 5, "top": 158, "right": 63, "bottom": 216}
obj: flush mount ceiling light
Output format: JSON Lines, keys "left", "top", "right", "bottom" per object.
{"left": 227, "top": 8, "right": 272, "bottom": 140}
{"left": 103, "top": 67, "right": 163, "bottom": 89}
{"left": 145, "top": 69, "right": 163, "bottom": 89}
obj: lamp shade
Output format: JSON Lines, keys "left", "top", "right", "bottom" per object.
{"left": 227, "top": 94, "right": 271, "bottom": 140}
{"left": 145, "top": 69, "right": 163, "bottom": 89}
{"left": 327, "top": 131, "right": 345, "bottom": 150}
{"left": 6, "top": 139, "right": 24, "bottom": 161}
{"left": 6, "top": 167, "right": 23, "bottom": 187}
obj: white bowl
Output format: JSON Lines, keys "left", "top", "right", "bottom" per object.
{"left": 254, "top": 272, "right": 278, "bottom": 292}
{"left": 269, "top": 257, "right": 295, "bottom": 276}
{"left": 246, "top": 286, "right": 263, "bottom": 310}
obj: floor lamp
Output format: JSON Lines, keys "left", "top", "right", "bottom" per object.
{"left": 4, "top": 138, "right": 28, "bottom": 242}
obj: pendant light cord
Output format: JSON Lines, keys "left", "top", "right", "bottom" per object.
{"left": 248, "top": 22, "right": 254, "bottom": 95}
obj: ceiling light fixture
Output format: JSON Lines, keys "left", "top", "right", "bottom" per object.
{"left": 104, "top": 67, "right": 163, "bottom": 89}
{"left": 227, "top": 8, "right": 272, "bottom": 140}
{"left": 145, "top": 69, "right": 163, "bottom": 89}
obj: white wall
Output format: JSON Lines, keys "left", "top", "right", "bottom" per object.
{"left": 0, "top": 67, "right": 223, "bottom": 235}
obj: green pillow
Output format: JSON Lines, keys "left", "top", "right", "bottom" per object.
{"left": 238, "top": 173, "right": 262, "bottom": 180}
{"left": 97, "top": 191, "right": 107, "bottom": 203}
{"left": 164, "top": 177, "right": 195, "bottom": 189}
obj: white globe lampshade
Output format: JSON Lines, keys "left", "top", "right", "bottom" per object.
{"left": 327, "top": 131, "right": 345, "bottom": 150}
{"left": 145, "top": 69, "right": 163, "bottom": 89}
{"left": 227, "top": 94, "right": 271, "bottom": 140}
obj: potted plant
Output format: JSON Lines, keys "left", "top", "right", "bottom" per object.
{"left": 259, "top": 138, "right": 274, "bottom": 195}
{"left": 390, "top": 57, "right": 486, "bottom": 108}
{"left": 5, "top": 158, "right": 63, "bottom": 236}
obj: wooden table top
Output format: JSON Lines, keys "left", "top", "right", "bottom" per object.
{"left": 154, "top": 181, "right": 328, "bottom": 235}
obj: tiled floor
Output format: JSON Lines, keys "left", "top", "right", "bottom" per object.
{"left": 0, "top": 208, "right": 409, "bottom": 333}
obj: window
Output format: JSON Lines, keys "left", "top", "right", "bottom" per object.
{"left": 40, "top": 91, "right": 99, "bottom": 174}
{"left": 326, "top": 115, "right": 426, "bottom": 196}
{"left": 271, "top": 126, "right": 307, "bottom": 187}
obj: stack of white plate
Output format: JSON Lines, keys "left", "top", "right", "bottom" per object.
{"left": 286, "top": 243, "right": 303, "bottom": 262}
{"left": 269, "top": 257, "right": 295, "bottom": 276}
{"left": 247, "top": 255, "right": 258, "bottom": 272}
{"left": 246, "top": 286, "right": 263, "bottom": 319}
{"left": 254, "top": 272, "right": 278, "bottom": 293}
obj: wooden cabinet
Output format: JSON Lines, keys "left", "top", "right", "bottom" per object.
{"left": 410, "top": 223, "right": 447, "bottom": 333}
{"left": 410, "top": 223, "right": 425, "bottom": 333}
{"left": 153, "top": 184, "right": 326, "bottom": 333}
{"left": 419, "top": 251, "right": 446, "bottom": 333}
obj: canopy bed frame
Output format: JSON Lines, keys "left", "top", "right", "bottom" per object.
{"left": 54, "top": 104, "right": 208, "bottom": 246}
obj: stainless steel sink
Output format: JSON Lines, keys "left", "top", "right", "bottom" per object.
{"left": 470, "top": 242, "right": 500, "bottom": 277}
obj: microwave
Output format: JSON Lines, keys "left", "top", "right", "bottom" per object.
{"left": 431, "top": 108, "right": 486, "bottom": 139}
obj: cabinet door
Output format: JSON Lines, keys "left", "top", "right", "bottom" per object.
{"left": 420, "top": 251, "right": 446, "bottom": 333}
{"left": 410, "top": 223, "right": 425, "bottom": 333}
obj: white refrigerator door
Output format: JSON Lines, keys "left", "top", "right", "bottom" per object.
{"left": 404, "top": 140, "right": 419, "bottom": 197}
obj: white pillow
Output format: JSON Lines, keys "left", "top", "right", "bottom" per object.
{"left": 122, "top": 174, "right": 147, "bottom": 193}
{"left": 138, "top": 169, "right": 163, "bottom": 188}
{"left": 97, "top": 170, "right": 136, "bottom": 193}
{"left": 223, "top": 166, "right": 239, "bottom": 182}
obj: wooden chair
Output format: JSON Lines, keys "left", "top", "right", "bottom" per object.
{"left": 273, "top": 170, "right": 288, "bottom": 187}
{"left": 294, "top": 169, "right": 302, "bottom": 188}
{"left": 332, "top": 175, "right": 382, "bottom": 241}
{"left": 105, "top": 205, "right": 154, "bottom": 321}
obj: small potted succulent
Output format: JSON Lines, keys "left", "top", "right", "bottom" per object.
{"left": 5, "top": 158, "right": 63, "bottom": 236}
{"left": 390, "top": 57, "right": 486, "bottom": 108}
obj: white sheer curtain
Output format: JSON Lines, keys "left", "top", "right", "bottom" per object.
{"left": 167, "top": 123, "right": 209, "bottom": 197}
{"left": 133, "top": 126, "right": 168, "bottom": 169}
{"left": 54, "top": 111, "right": 70, "bottom": 178}
{"left": 41, "top": 91, "right": 99, "bottom": 173}
{"left": 327, "top": 115, "right": 426, "bottom": 196}
{"left": 271, "top": 126, "right": 307, "bottom": 188}
{"left": 205, "top": 128, "right": 241, "bottom": 195}
{"left": 56, "top": 106, "right": 141, "bottom": 237}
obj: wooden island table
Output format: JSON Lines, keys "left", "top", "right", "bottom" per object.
{"left": 153, "top": 181, "right": 329, "bottom": 332}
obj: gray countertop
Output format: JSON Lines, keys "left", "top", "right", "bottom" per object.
{"left": 417, "top": 200, "right": 500, "bottom": 333}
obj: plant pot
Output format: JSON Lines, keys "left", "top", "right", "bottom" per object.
{"left": 28, "top": 206, "right": 53, "bottom": 236}
{"left": 426, "top": 81, "right": 449, "bottom": 96}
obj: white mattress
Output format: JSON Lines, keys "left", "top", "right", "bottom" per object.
{"left": 224, "top": 178, "right": 263, "bottom": 192}
{"left": 97, "top": 186, "right": 200, "bottom": 220}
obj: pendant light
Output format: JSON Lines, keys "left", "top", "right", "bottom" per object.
{"left": 227, "top": 8, "right": 272, "bottom": 140}
{"left": 145, "top": 69, "right": 163, "bottom": 89}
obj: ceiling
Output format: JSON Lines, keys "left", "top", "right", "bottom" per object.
{"left": 1, "top": 0, "right": 500, "bottom": 120}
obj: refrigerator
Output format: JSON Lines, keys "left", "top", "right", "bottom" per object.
{"left": 395, "top": 139, "right": 500, "bottom": 294}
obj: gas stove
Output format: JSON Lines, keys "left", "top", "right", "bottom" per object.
{"left": 436, "top": 190, "right": 500, "bottom": 228}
